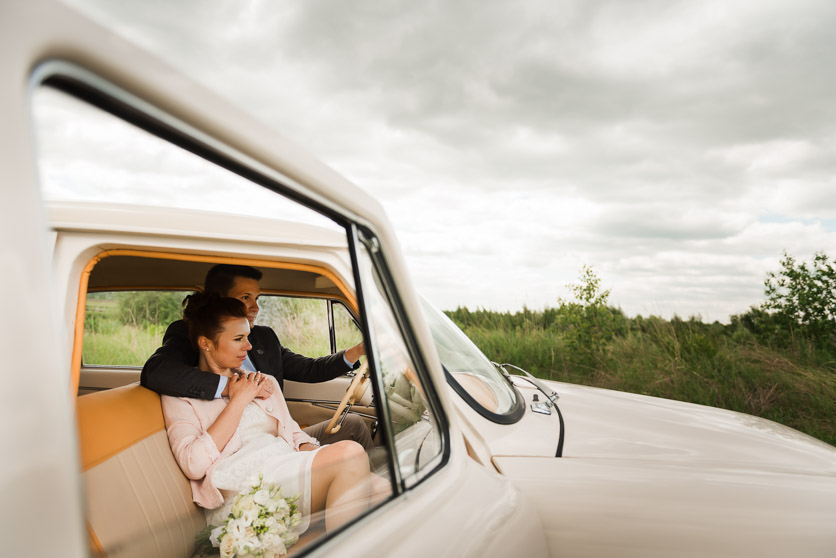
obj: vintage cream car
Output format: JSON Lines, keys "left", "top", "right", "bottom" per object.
{"left": 2, "top": 1, "right": 836, "bottom": 557}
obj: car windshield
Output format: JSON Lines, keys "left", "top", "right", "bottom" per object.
{"left": 420, "top": 297, "right": 521, "bottom": 421}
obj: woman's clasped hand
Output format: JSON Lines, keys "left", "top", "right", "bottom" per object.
{"left": 228, "top": 370, "right": 263, "bottom": 401}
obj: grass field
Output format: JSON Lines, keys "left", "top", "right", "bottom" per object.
{"left": 83, "top": 292, "right": 361, "bottom": 366}
{"left": 446, "top": 307, "right": 836, "bottom": 447}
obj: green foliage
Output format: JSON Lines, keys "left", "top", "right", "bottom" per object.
{"left": 762, "top": 251, "right": 835, "bottom": 343}
{"left": 83, "top": 292, "right": 363, "bottom": 366}
{"left": 445, "top": 261, "right": 836, "bottom": 447}
{"left": 83, "top": 291, "right": 186, "bottom": 365}
{"left": 117, "top": 291, "right": 187, "bottom": 327}
{"left": 256, "top": 296, "right": 360, "bottom": 357}
{"left": 84, "top": 323, "right": 167, "bottom": 365}
{"left": 556, "top": 265, "right": 628, "bottom": 362}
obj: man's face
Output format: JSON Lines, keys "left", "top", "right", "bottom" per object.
{"left": 225, "top": 276, "right": 260, "bottom": 327}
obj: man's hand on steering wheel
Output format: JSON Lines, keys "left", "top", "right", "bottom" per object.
{"left": 326, "top": 361, "right": 370, "bottom": 434}
{"left": 343, "top": 341, "right": 365, "bottom": 365}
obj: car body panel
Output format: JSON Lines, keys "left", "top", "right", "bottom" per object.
{"left": 495, "top": 455, "right": 836, "bottom": 557}
{"left": 551, "top": 380, "right": 836, "bottom": 473}
{"left": 452, "top": 380, "right": 564, "bottom": 458}
{"left": 489, "top": 378, "right": 836, "bottom": 556}
{"left": 0, "top": 2, "right": 89, "bottom": 556}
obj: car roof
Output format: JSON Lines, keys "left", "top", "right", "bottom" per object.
{"left": 47, "top": 200, "right": 348, "bottom": 249}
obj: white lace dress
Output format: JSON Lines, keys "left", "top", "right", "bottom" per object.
{"left": 205, "top": 402, "right": 320, "bottom": 531}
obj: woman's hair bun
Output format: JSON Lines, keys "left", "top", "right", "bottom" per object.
{"left": 182, "top": 291, "right": 248, "bottom": 347}
{"left": 182, "top": 291, "right": 221, "bottom": 322}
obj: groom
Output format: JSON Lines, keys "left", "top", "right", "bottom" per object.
{"left": 141, "top": 263, "right": 374, "bottom": 450}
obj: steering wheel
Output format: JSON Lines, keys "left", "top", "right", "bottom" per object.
{"left": 326, "top": 361, "right": 370, "bottom": 434}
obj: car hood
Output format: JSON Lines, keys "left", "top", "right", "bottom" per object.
{"left": 481, "top": 379, "right": 836, "bottom": 556}
{"left": 556, "top": 381, "right": 836, "bottom": 473}
{"left": 501, "top": 378, "right": 836, "bottom": 475}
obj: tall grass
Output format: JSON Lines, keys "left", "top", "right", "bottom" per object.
{"left": 447, "top": 307, "right": 836, "bottom": 447}
{"left": 82, "top": 292, "right": 362, "bottom": 366}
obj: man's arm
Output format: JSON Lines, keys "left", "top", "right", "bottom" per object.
{"left": 256, "top": 327, "right": 354, "bottom": 384}
{"left": 140, "top": 320, "right": 222, "bottom": 400}
{"left": 343, "top": 342, "right": 364, "bottom": 365}
{"left": 281, "top": 344, "right": 354, "bottom": 383}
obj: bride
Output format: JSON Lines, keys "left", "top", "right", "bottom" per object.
{"left": 162, "top": 292, "right": 380, "bottom": 532}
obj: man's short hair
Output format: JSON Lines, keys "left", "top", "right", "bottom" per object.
{"left": 203, "top": 264, "right": 263, "bottom": 296}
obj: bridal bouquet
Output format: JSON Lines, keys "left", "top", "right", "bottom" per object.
{"left": 205, "top": 477, "right": 303, "bottom": 557}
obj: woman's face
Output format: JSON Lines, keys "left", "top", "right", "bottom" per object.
{"left": 202, "top": 316, "right": 252, "bottom": 370}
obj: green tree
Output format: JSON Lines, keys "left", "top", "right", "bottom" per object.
{"left": 557, "top": 265, "right": 626, "bottom": 359}
{"left": 762, "top": 251, "right": 835, "bottom": 342}
{"left": 118, "top": 291, "right": 186, "bottom": 327}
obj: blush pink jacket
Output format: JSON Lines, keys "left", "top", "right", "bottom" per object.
{"left": 161, "top": 375, "right": 318, "bottom": 510}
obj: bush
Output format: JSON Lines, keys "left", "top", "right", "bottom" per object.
{"left": 556, "top": 265, "right": 628, "bottom": 362}
{"left": 118, "top": 291, "right": 187, "bottom": 327}
{"left": 762, "top": 251, "right": 835, "bottom": 343}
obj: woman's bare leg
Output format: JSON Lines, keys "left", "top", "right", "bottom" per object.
{"left": 310, "top": 441, "right": 372, "bottom": 531}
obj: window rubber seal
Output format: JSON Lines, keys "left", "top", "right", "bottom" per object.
{"left": 443, "top": 365, "right": 525, "bottom": 425}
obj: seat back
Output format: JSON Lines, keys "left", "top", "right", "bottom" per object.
{"left": 77, "top": 383, "right": 205, "bottom": 558}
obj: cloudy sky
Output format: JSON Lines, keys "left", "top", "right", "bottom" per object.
{"left": 53, "top": 0, "right": 836, "bottom": 322}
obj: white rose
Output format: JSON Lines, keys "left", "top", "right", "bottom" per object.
{"left": 275, "top": 499, "right": 289, "bottom": 514}
{"left": 242, "top": 532, "right": 261, "bottom": 554}
{"left": 253, "top": 488, "right": 271, "bottom": 506}
{"left": 241, "top": 508, "right": 258, "bottom": 525}
{"left": 237, "top": 494, "right": 256, "bottom": 512}
{"left": 272, "top": 521, "right": 287, "bottom": 536}
{"left": 228, "top": 518, "right": 246, "bottom": 539}
{"left": 210, "top": 526, "right": 225, "bottom": 547}
{"left": 262, "top": 533, "right": 287, "bottom": 556}
{"left": 219, "top": 535, "right": 235, "bottom": 558}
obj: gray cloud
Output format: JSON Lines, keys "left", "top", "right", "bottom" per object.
{"left": 55, "top": 0, "right": 836, "bottom": 321}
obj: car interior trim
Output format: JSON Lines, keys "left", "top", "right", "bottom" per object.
{"left": 76, "top": 383, "right": 165, "bottom": 471}
{"left": 86, "top": 520, "right": 104, "bottom": 558}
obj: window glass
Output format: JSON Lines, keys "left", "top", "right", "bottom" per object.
{"left": 83, "top": 290, "right": 190, "bottom": 366}
{"left": 334, "top": 302, "right": 363, "bottom": 351}
{"left": 33, "top": 87, "right": 343, "bottom": 231}
{"left": 355, "top": 238, "right": 443, "bottom": 486}
{"left": 257, "top": 296, "right": 330, "bottom": 357}
{"left": 420, "top": 297, "right": 523, "bottom": 422}
{"left": 256, "top": 296, "right": 363, "bottom": 359}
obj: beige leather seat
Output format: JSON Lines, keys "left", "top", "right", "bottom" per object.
{"left": 77, "top": 383, "right": 205, "bottom": 558}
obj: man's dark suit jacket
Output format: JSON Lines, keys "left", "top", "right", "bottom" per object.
{"left": 140, "top": 319, "right": 352, "bottom": 399}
